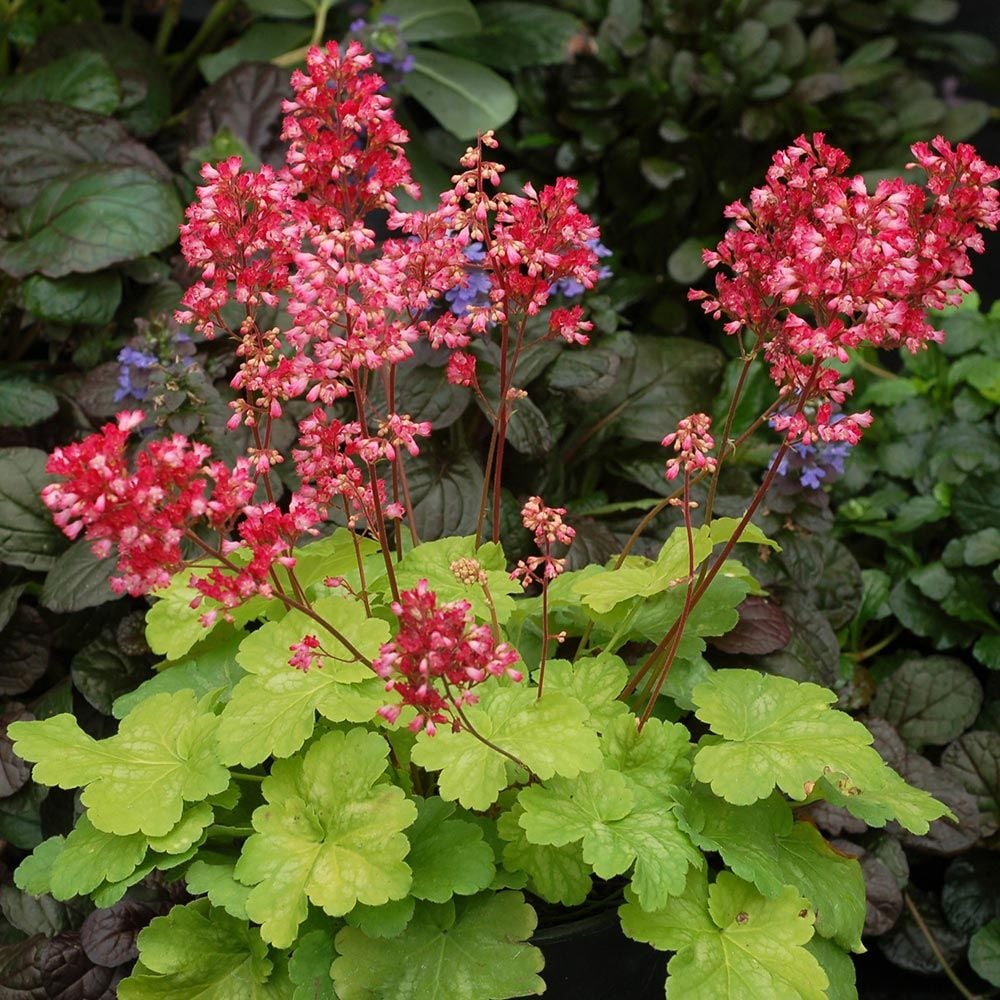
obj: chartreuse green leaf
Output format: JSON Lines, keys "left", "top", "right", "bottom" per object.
{"left": 234, "top": 728, "right": 417, "bottom": 948}
{"left": 407, "top": 797, "right": 495, "bottom": 902}
{"left": 332, "top": 892, "right": 544, "bottom": 999}
{"left": 410, "top": 683, "right": 601, "bottom": 810}
{"left": 9, "top": 691, "right": 229, "bottom": 836}
{"left": 497, "top": 804, "right": 591, "bottom": 906}
{"left": 287, "top": 528, "right": 381, "bottom": 593}
{"left": 345, "top": 897, "right": 416, "bottom": 939}
{"left": 517, "top": 766, "right": 702, "bottom": 912}
{"left": 679, "top": 787, "right": 865, "bottom": 951}
{"left": 216, "top": 596, "right": 388, "bottom": 767}
{"left": 186, "top": 851, "right": 251, "bottom": 920}
{"left": 395, "top": 536, "right": 521, "bottom": 624}
{"left": 620, "top": 869, "right": 828, "bottom": 1000}
{"left": 145, "top": 566, "right": 275, "bottom": 661}
{"left": 691, "top": 670, "right": 951, "bottom": 833}
{"left": 573, "top": 519, "right": 776, "bottom": 615}
{"left": 47, "top": 814, "right": 147, "bottom": 899}
{"left": 542, "top": 654, "right": 630, "bottom": 731}
{"left": 12, "top": 836, "right": 64, "bottom": 896}
{"left": 602, "top": 714, "right": 692, "bottom": 795}
{"left": 119, "top": 899, "right": 291, "bottom": 998}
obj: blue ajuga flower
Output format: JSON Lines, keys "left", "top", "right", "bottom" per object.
{"left": 548, "top": 239, "right": 613, "bottom": 297}
{"left": 114, "top": 346, "right": 158, "bottom": 402}
{"left": 444, "top": 243, "right": 492, "bottom": 315}
{"left": 351, "top": 14, "right": 416, "bottom": 76}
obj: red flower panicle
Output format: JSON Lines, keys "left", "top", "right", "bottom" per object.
{"left": 662, "top": 413, "right": 717, "bottom": 482}
{"left": 690, "top": 133, "right": 1000, "bottom": 446}
{"left": 512, "top": 496, "right": 576, "bottom": 586}
{"left": 373, "top": 580, "right": 522, "bottom": 735}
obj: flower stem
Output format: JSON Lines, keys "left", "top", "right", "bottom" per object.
{"left": 903, "top": 893, "right": 980, "bottom": 1000}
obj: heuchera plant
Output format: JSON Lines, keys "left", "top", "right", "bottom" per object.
{"left": 9, "top": 42, "right": 1000, "bottom": 999}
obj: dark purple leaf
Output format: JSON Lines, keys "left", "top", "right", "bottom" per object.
{"left": 0, "top": 606, "right": 51, "bottom": 697}
{"left": 941, "top": 855, "right": 1000, "bottom": 936}
{"left": 564, "top": 519, "right": 619, "bottom": 573}
{"left": 80, "top": 898, "right": 160, "bottom": 968}
{"left": 0, "top": 884, "right": 87, "bottom": 937}
{"left": 0, "top": 932, "right": 124, "bottom": 1000}
{"left": 878, "top": 890, "right": 967, "bottom": 975}
{"left": 0, "top": 702, "right": 32, "bottom": 797}
{"left": 941, "top": 730, "right": 1000, "bottom": 832}
{"left": 756, "top": 596, "right": 839, "bottom": 686}
{"left": 861, "top": 854, "right": 904, "bottom": 936}
{"left": 871, "top": 656, "right": 983, "bottom": 748}
{"left": 864, "top": 718, "right": 907, "bottom": 771}
{"left": 893, "top": 754, "right": 980, "bottom": 855}
{"left": 0, "top": 104, "right": 169, "bottom": 210}
{"left": 186, "top": 63, "right": 291, "bottom": 167}
{"left": 708, "top": 596, "right": 791, "bottom": 655}
{"left": 70, "top": 628, "right": 149, "bottom": 715}
{"left": 74, "top": 364, "right": 122, "bottom": 421}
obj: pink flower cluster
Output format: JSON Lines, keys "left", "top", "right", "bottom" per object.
{"left": 42, "top": 42, "right": 602, "bottom": 615}
{"left": 512, "top": 496, "right": 576, "bottom": 586}
{"left": 662, "top": 413, "right": 717, "bottom": 482}
{"left": 691, "top": 133, "right": 1000, "bottom": 445}
{"left": 373, "top": 580, "right": 522, "bottom": 734}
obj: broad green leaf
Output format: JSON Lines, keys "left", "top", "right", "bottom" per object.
{"left": 34, "top": 24, "right": 170, "bottom": 136}
{"left": 20, "top": 271, "right": 122, "bottom": 325}
{"left": 91, "top": 845, "right": 199, "bottom": 909}
{"left": 0, "top": 448, "right": 64, "bottom": 571}
{"left": 969, "top": 919, "right": 1000, "bottom": 987}
{"left": 404, "top": 49, "right": 517, "bottom": 139}
{"left": 200, "top": 22, "right": 313, "bottom": 83}
{"left": 332, "top": 893, "right": 544, "bottom": 999}
{"left": 119, "top": 899, "right": 291, "bottom": 998}
{"left": 0, "top": 51, "right": 120, "bottom": 113}
{"left": 47, "top": 814, "right": 147, "bottom": 900}
{"left": 691, "top": 670, "right": 951, "bottom": 833}
{"left": 234, "top": 729, "right": 417, "bottom": 948}
{"left": 870, "top": 656, "right": 983, "bottom": 746}
{"left": 344, "top": 897, "right": 416, "bottom": 938}
{"left": 147, "top": 800, "right": 214, "bottom": 855}
{"left": 185, "top": 851, "right": 252, "bottom": 920}
{"left": 0, "top": 378, "right": 58, "bottom": 428}
{"left": 679, "top": 788, "right": 865, "bottom": 950}
{"left": 805, "top": 938, "right": 859, "bottom": 1000}
{"left": 39, "top": 539, "right": 116, "bottom": 613}
{"left": 290, "top": 528, "right": 381, "bottom": 593}
{"left": 410, "top": 684, "right": 601, "bottom": 810}
{"left": 395, "top": 536, "right": 520, "bottom": 624}
{"left": 620, "top": 869, "right": 828, "bottom": 1000}
{"left": 708, "top": 517, "right": 780, "bottom": 551}
{"left": 113, "top": 629, "right": 244, "bottom": 719}
{"left": 542, "top": 654, "right": 630, "bottom": 731}
{"left": 13, "top": 833, "right": 64, "bottom": 898}
{"left": 0, "top": 165, "right": 181, "bottom": 279}
{"left": 517, "top": 769, "right": 701, "bottom": 911}
{"left": 602, "top": 713, "right": 692, "bottom": 796}
{"left": 145, "top": 563, "right": 275, "bottom": 661}
{"left": 290, "top": 929, "right": 338, "bottom": 999}
{"left": 407, "top": 797, "right": 495, "bottom": 902}
{"left": 382, "top": 0, "right": 480, "bottom": 40}
{"left": 437, "top": 2, "right": 583, "bottom": 69}
{"left": 497, "top": 804, "right": 591, "bottom": 906}
{"left": 216, "top": 597, "right": 388, "bottom": 767}
{"left": 9, "top": 691, "right": 229, "bottom": 836}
